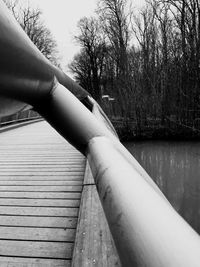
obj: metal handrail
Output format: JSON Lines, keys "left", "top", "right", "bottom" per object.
{"left": 37, "top": 83, "right": 200, "bottom": 267}
{"left": 0, "top": 1, "right": 200, "bottom": 266}
{"left": 0, "top": 116, "right": 41, "bottom": 127}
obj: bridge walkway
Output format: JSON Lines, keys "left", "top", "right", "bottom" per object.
{"left": 0, "top": 121, "right": 85, "bottom": 267}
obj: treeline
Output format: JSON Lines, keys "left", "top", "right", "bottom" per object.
{"left": 69, "top": 0, "right": 200, "bottom": 138}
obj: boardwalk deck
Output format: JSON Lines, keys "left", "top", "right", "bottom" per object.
{"left": 0, "top": 121, "right": 85, "bottom": 267}
{"left": 72, "top": 162, "right": 121, "bottom": 267}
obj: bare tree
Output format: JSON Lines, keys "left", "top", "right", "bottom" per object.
{"left": 69, "top": 50, "right": 93, "bottom": 93}
{"left": 72, "top": 16, "right": 106, "bottom": 102}
{"left": 131, "top": 6, "right": 160, "bottom": 125}
{"left": 70, "top": 0, "right": 200, "bottom": 136}
{"left": 98, "top": 0, "right": 133, "bottom": 117}
{"left": 3, "top": 0, "right": 59, "bottom": 66}
{"left": 98, "top": 0, "right": 130, "bottom": 75}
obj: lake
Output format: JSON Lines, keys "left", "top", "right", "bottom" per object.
{"left": 124, "top": 141, "right": 200, "bottom": 235}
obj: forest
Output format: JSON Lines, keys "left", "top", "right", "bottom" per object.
{"left": 69, "top": 0, "right": 200, "bottom": 140}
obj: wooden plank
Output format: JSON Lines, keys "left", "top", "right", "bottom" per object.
{"left": 0, "top": 176, "right": 83, "bottom": 180}
{"left": 0, "top": 154, "right": 82, "bottom": 157}
{"left": 0, "top": 163, "right": 84, "bottom": 167}
{"left": 0, "top": 198, "right": 80, "bottom": 207}
{"left": 0, "top": 149, "right": 81, "bottom": 152}
{"left": 0, "top": 153, "right": 82, "bottom": 155}
{"left": 0, "top": 157, "right": 84, "bottom": 160}
{"left": 0, "top": 149, "right": 80, "bottom": 152}
{"left": 0, "top": 172, "right": 84, "bottom": 176}
{"left": 0, "top": 181, "right": 82, "bottom": 186}
{"left": 0, "top": 216, "right": 77, "bottom": 228}
{"left": 0, "top": 192, "right": 81, "bottom": 199}
{"left": 0, "top": 162, "right": 85, "bottom": 166}
{"left": 0, "top": 144, "right": 77, "bottom": 147}
{"left": 0, "top": 154, "right": 82, "bottom": 156}
{"left": 0, "top": 147, "right": 80, "bottom": 150}
{"left": 0, "top": 147, "right": 81, "bottom": 150}
{"left": 0, "top": 206, "right": 78, "bottom": 217}
{"left": 0, "top": 185, "right": 82, "bottom": 191}
{"left": 0, "top": 144, "right": 76, "bottom": 147}
{"left": 0, "top": 148, "right": 81, "bottom": 152}
{"left": 0, "top": 146, "right": 79, "bottom": 149}
{"left": 0, "top": 121, "right": 85, "bottom": 265}
{"left": 0, "top": 257, "right": 70, "bottom": 267}
{"left": 0, "top": 157, "right": 84, "bottom": 159}
{"left": 0, "top": 167, "right": 84, "bottom": 171}
{"left": 0, "top": 226, "right": 76, "bottom": 242}
{"left": 72, "top": 162, "right": 121, "bottom": 267}
{"left": 0, "top": 154, "right": 80, "bottom": 157}
{"left": 0, "top": 154, "right": 79, "bottom": 156}
{"left": 0, "top": 160, "right": 83, "bottom": 163}
{"left": 0, "top": 240, "right": 73, "bottom": 259}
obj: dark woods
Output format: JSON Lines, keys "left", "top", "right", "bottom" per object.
{"left": 69, "top": 0, "right": 200, "bottom": 140}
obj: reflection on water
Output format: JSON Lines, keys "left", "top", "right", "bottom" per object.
{"left": 124, "top": 141, "right": 200, "bottom": 235}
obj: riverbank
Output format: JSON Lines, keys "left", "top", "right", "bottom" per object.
{"left": 112, "top": 118, "right": 200, "bottom": 141}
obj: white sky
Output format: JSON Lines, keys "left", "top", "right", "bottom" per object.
{"left": 21, "top": 0, "right": 145, "bottom": 73}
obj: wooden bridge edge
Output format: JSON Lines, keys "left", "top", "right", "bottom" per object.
{"left": 71, "top": 161, "right": 121, "bottom": 267}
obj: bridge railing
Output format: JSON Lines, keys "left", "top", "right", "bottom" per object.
{"left": 0, "top": 1, "right": 200, "bottom": 266}
{"left": 0, "top": 110, "right": 41, "bottom": 127}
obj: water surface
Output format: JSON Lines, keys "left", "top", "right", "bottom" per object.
{"left": 124, "top": 141, "right": 200, "bottom": 234}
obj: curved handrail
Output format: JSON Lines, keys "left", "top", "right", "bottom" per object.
{"left": 0, "top": 1, "right": 200, "bottom": 266}
{"left": 38, "top": 82, "right": 200, "bottom": 267}
{"left": 0, "top": 0, "right": 89, "bottom": 117}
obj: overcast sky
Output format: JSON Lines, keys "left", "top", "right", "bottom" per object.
{"left": 21, "top": 0, "right": 145, "bottom": 72}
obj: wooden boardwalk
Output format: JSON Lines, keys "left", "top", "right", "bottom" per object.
{"left": 0, "top": 121, "right": 85, "bottom": 267}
